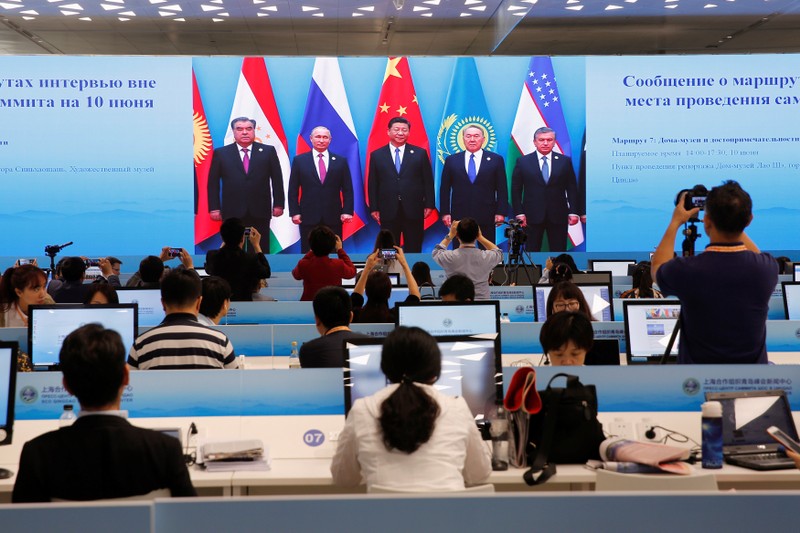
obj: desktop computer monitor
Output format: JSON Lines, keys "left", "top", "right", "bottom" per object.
{"left": 587, "top": 259, "right": 636, "bottom": 277}
{"left": 343, "top": 334, "right": 501, "bottom": 419}
{"left": 116, "top": 287, "right": 165, "bottom": 327}
{"left": 623, "top": 299, "right": 681, "bottom": 364}
{"left": 534, "top": 283, "right": 614, "bottom": 322}
{"left": 0, "top": 341, "right": 19, "bottom": 479}
{"left": 395, "top": 300, "right": 501, "bottom": 337}
{"left": 782, "top": 281, "right": 800, "bottom": 319}
{"left": 28, "top": 304, "right": 138, "bottom": 370}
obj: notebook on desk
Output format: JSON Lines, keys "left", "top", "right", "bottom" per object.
{"left": 705, "top": 389, "right": 799, "bottom": 471}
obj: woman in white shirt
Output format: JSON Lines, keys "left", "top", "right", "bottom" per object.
{"left": 330, "top": 326, "right": 492, "bottom": 492}
{"left": 0, "top": 264, "right": 52, "bottom": 328}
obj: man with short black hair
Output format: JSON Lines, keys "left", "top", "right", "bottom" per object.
{"left": 367, "top": 117, "right": 435, "bottom": 253}
{"left": 128, "top": 269, "right": 237, "bottom": 369}
{"left": 50, "top": 256, "right": 89, "bottom": 303}
{"left": 299, "top": 286, "right": 370, "bottom": 368}
{"left": 13, "top": 324, "right": 196, "bottom": 502}
{"left": 438, "top": 274, "right": 475, "bottom": 302}
{"left": 432, "top": 218, "right": 502, "bottom": 300}
{"left": 652, "top": 180, "right": 777, "bottom": 364}
{"left": 198, "top": 276, "right": 231, "bottom": 326}
{"left": 205, "top": 217, "right": 271, "bottom": 301}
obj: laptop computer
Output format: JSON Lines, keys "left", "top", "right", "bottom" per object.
{"left": 704, "top": 389, "right": 799, "bottom": 471}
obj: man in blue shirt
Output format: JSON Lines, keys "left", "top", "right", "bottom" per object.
{"left": 651, "top": 181, "right": 777, "bottom": 364}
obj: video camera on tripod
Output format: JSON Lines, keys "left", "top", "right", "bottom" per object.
{"left": 504, "top": 218, "right": 527, "bottom": 258}
{"left": 674, "top": 185, "right": 708, "bottom": 256}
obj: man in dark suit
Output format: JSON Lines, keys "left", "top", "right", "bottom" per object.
{"left": 511, "top": 127, "right": 583, "bottom": 252}
{"left": 367, "top": 117, "right": 435, "bottom": 253}
{"left": 12, "top": 324, "right": 196, "bottom": 502}
{"left": 208, "top": 116, "right": 285, "bottom": 253}
{"left": 288, "top": 126, "right": 354, "bottom": 253}
{"left": 439, "top": 125, "right": 509, "bottom": 244}
{"left": 299, "top": 286, "right": 369, "bottom": 368}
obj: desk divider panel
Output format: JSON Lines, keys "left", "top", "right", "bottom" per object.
{"left": 151, "top": 493, "right": 798, "bottom": 533}
{"left": 0, "top": 502, "right": 153, "bottom": 533}
{"left": 503, "top": 365, "right": 800, "bottom": 412}
{"left": 223, "top": 301, "right": 315, "bottom": 324}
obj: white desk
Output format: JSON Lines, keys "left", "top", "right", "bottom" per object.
{"left": 229, "top": 458, "right": 800, "bottom": 496}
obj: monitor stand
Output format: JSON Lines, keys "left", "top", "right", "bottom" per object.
{"left": 0, "top": 468, "right": 13, "bottom": 479}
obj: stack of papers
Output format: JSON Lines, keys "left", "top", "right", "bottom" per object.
{"left": 200, "top": 439, "right": 271, "bottom": 472}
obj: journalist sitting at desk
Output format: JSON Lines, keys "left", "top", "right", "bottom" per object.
{"left": 330, "top": 327, "right": 492, "bottom": 491}
{"left": 13, "top": 324, "right": 196, "bottom": 502}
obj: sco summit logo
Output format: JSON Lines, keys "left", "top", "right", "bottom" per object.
{"left": 19, "top": 386, "right": 38, "bottom": 404}
{"left": 442, "top": 318, "right": 453, "bottom": 328}
{"left": 436, "top": 114, "right": 497, "bottom": 165}
{"left": 682, "top": 378, "right": 701, "bottom": 396}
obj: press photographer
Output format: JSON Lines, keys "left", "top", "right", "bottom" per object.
{"left": 651, "top": 180, "right": 777, "bottom": 364}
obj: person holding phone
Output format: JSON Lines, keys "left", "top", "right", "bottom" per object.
{"left": 351, "top": 246, "right": 420, "bottom": 323}
{"left": 432, "top": 217, "right": 502, "bottom": 300}
{"left": 292, "top": 225, "right": 356, "bottom": 301}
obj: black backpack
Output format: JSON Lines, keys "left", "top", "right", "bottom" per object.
{"left": 523, "top": 373, "right": 605, "bottom": 485}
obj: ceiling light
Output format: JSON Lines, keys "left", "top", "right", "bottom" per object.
{"left": 174, "top": 17, "right": 185, "bottom": 20}
{"left": 421, "top": 12, "right": 432, "bottom": 17}
{"left": 312, "top": 12, "right": 323, "bottom": 16}
{"left": 566, "top": 5, "right": 583, "bottom": 9}
{"left": 149, "top": 0, "right": 167, "bottom": 4}
{"left": 704, "top": 3, "right": 717, "bottom": 7}
{"left": 60, "top": 10, "right": 80, "bottom": 15}
{"left": 459, "top": 12, "right": 471, "bottom": 16}
{"left": 301, "top": 5, "right": 319, "bottom": 11}
{"left": 260, "top": 6, "right": 278, "bottom": 11}
{"left": 159, "top": 10, "right": 175, "bottom": 16}
{"left": 464, "top": 0, "right": 482, "bottom": 5}
{"left": 351, "top": 11, "right": 363, "bottom": 16}
{"left": 22, "top": 15, "right": 35, "bottom": 19}
{"left": 358, "top": 5, "right": 375, "bottom": 11}
{"left": 605, "top": 4, "right": 623, "bottom": 10}
{"left": 118, "top": 16, "right": 129, "bottom": 20}
{"left": 101, "top": 4, "right": 123, "bottom": 10}
{"left": 61, "top": 2, "right": 84, "bottom": 8}
{"left": 201, "top": 4, "right": 223, "bottom": 11}
{"left": 210, "top": 0, "right": 224, "bottom": 4}
{"left": 507, "top": 5, "right": 527, "bottom": 11}
{"left": 161, "top": 4, "right": 182, "bottom": 11}
{"left": 664, "top": 4, "right": 677, "bottom": 8}
{"left": 119, "top": 10, "right": 136, "bottom": 15}
{"left": 413, "top": 6, "right": 429, "bottom": 11}
{"left": 212, "top": 17, "right": 223, "bottom": 21}
{"left": 78, "top": 17, "right": 91, "bottom": 20}
{"left": 256, "top": 12, "right": 268, "bottom": 16}
{"left": 422, "top": 0, "right": 440, "bottom": 5}
{"left": 253, "top": 0, "right": 265, "bottom": 4}
{"left": 393, "top": 0, "right": 404, "bottom": 9}
{"left": 20, "top": 10, "right": 39, "bottom": 14}
{"left": 106, "top": 0, "right": 124, "bottom": 4}
{"left": 470, "top": 5, "right": 487, "bottom": 11}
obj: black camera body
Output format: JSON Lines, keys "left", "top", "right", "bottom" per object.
{"left": 504, "top": 218, "right": 526, "bottom": 241}
{"left": 676, "top": 184, "right": 708, "bottom": 211}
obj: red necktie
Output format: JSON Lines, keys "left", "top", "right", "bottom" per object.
{"left": 242, "top": 147, "right": 250, "bottom": 173}
{"left": 318, "top": 153, "right": 327, "bottom": 184}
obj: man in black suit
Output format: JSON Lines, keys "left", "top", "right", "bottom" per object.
{"left": 299, "top": 286, "right": 370, "bottom": 368}
{"left": 511, "top": 127, "right": 583, "bottom": 252}
{"left": 288, "top": 126, "right": 354, "bottom": 253}
{"left": 208, "top": 116, "right": 285, "bottom": 253}
{"left": 12, "top": 324, "right": 196, "bottom": 502}
{"left": 367, "top": 117, "right": 435, "bottom": 253}
{"left": 439, "top": 125, "right": 509, "bottom": 244}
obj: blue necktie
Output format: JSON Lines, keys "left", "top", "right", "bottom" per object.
{"left": 541, "top": 156, "right": 550, "bottom": 184}
{"left": 394, "top": 148, "right": 401, "bottom": 173}
{"left": 468, "top": 153, "right": 476, "bottom": 183}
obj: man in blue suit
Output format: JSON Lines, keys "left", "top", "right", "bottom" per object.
{"left": 367, "top": 117, "right": 435, "bottom": 253}
{"left": 208, "top": 117, "right": 285, "bottom": 253}
{"left": 439, "top": 125, "right": 509, "bottom": 244}
{"left": 511, "top": 127, "right": 582, "bottom": 252}
{"left": 288, "top": 126, "right": 354, "bottom": 253}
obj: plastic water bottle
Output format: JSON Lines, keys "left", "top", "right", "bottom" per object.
{"left": 500, "top": 313, "right": 511, "bottom": 324}
{"left": 489, "top": 403, "right": 509, "bottom": 471}
{"left": 289, "top": 341, "right": 301, "bottom": 369}
{"left": 59, "top": 404, "right": 77, "bottom": 428}
{"left": 701, "top": 401, "right": 723, "bottom": 469}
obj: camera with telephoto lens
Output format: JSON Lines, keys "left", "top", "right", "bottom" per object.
{"left": 504, "top": 218, "right": 526, "bottom": 241}
{"left": 676, "top": 184, "right": 708, "bottom": 211}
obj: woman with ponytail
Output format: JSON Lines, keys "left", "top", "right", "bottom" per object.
{"left": 331, "top": 326, "right": 491, "bottom": 491}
